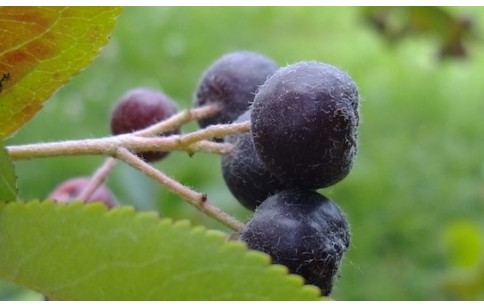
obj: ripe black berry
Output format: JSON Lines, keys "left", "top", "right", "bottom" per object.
{"left": 110, "top": 88, "right": 179, "bottom": 162}
{"left": 239, "top": 189, "right": 350, "bottom": 295}
{"left": 48, "top": 177, "right": 116, "bottom": 208}
{"left": 221, "top": 110, "right": 290, "bottom": 211}
{"left": 251, "top": 61, "right": 359, "bottom": 189}
{"left": 194, "top": 51, "right": 278, "bottom": 129}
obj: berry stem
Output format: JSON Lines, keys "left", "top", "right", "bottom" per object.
{"left": 187, "top": 140, "right": 233, "bottom": 155}
{"left": 115, "top": 147, "right": 245, "bottom": 232}
{"left": 135, "top": 104, "right": 221, "bottom": 137}
{"left": 175, "top": 121, "right": 250, "bottom": 146}
{"left": 6, "top": 122, "right": 247, "bottom": 160}
{"left": 5, "top": 104, "right": 245, "bottom": 232}
{"left": 76, "top": 157, "right": 118, "bottom": 202}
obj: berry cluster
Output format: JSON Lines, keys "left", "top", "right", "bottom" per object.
{"left": 196, "top": 51, "right": 359, "bottom": 295}
{"left": 46, "top": 50, "right": 359, "bottom": 297}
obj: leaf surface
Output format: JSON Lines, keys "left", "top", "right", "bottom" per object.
{"left": 0, "top": 142, "right": 16, "bottom": 201}
{"left": 0, "top": 7, "right": 121, "bottom": 139}
{"left": 0, "top": 201, "right": 322, "bottom": 300}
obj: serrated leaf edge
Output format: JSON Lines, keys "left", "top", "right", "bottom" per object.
{"left": 0, "top": 7, "right": 123, "bottom": 139}
{"left": 1, "top": 199, "right": 323, "bottom": 299}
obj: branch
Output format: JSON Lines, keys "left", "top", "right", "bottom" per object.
{"left": 135, "top": 104, "right": 221, "bottom": 137}
{"left": 7, "top": 122, "right": 247, "bottom": 160}
{"left": 115, "top": 147, "right": 245, "bottom": 232}
{"left": 6, "top": 103, "right": 249, "bottom": 232}
{"left": 175, "top": 121, "right": 250, "bottom": 146}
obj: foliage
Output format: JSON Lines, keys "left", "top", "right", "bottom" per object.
{"left": 0, "top": 7, "right": 121, "bottom": 139}
{"left": 0, "top": 201, "right": 319, "bottom": 300}
{"left": 0, "top": 141, "right": 16, "bottom": 202}
{"left": 362, "top": 7, "right": 477, "bottom": 59}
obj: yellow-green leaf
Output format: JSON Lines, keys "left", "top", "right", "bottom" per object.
{"left": 0, "top": 201, "right": 322, "bottom": 300}
{"left": 0, "top": 141, "right": 16, "bottom": 201}
{"left": 0, "top": 6, "right": 121, "bottom": 139}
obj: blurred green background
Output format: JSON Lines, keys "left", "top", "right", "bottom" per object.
{"left": 2, "top": 6, "right": 484, "bottom": 300}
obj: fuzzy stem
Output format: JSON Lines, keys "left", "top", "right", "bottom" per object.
{"left": 76, "top": 157, "right": 118, "bottom": 202}
{"left": 115, "top": 147, "right": 245, "bottom": 232}
{"left": 135, "top": 104, "right": 221, "bottom": 137}
{"left": 7, "top": 121, "right": 248, "bottom": 160}
{"left": 175, "top": 121, "right": 250, "bottom": 146}
{"left": 187, "top": 140, "right": 234, "bottom": 155}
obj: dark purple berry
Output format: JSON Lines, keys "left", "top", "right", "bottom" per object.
{"left": 48, "top": 177, "right": 116, "bottom": 208}
{"left": 110, "top": 88, "right": 179, "bottom": 162}
{"left": 221, "top": 110, "right": 290, "bottom": 211}
{"left": 239, "top": 189, "right": 350, "bottom": 295}
{"left": 194, "top": 51, "right": 278, "bottom": 129}
{"left": 251, "top": 61, "right": 359, "bottom": 189}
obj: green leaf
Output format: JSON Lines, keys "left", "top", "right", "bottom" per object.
{"left": 443, "top": 220, "right": 481, "bottom": 267}
{"left": 0, "top": 7, "right": 122, "bottom": 139}
{"left": 0, "top": 142, "right": 16, "bottom": 202}
{"left": 0, "top": 201, "right": 322, "bottom": 300}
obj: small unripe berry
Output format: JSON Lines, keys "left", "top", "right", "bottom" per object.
{"left": 110, "top": 88, "right": 179, "bottom": 162}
